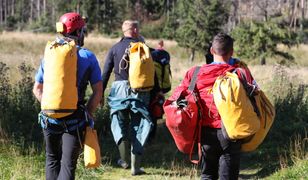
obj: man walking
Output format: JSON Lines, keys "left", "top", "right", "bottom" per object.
{"left": 178, "top": 33, "right": 257, "bottom": 179}
{"left": 102, "top": 20, "right": 152, "bottom": 176}
{"left": 33, "top": 12, "right": 102, "bottom": 180}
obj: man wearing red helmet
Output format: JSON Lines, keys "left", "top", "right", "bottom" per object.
{"left": 33, "top": 12, "right": 103, "bottom": 180}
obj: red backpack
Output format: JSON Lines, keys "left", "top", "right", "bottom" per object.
{"left": 163, "top": 66, "right": 202, "bottom": 164}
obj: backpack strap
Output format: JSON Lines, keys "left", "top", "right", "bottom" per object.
{"left": 188, "top": 66, "right": 203, "bottom": 164}
{"left": 188, "top": 66, "right": 200, "bottom": 91}
{"left": 233, "top": 68, "right": 260, "bottom": 117}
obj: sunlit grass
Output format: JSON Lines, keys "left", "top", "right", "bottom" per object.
{"left": 0, "top": 31, "right": 308, "bottom": 179}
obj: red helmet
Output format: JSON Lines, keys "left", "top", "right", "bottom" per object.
{"left": 59, "top": 12, "right": 85, "bottom": 34}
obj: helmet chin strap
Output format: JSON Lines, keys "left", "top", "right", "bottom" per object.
{"left": 77, "top": 27, "right": 86, "bottom": 47}
{"left": 63, "top": 27, "right": 85, "bottom": 47}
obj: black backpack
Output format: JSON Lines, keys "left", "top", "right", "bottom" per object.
{"left": 151, "top": 49, "right": 172, "bottom": 93}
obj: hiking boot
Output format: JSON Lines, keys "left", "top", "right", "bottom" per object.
{"left": 117, "top": 159, "right": 129, "bottom": 169}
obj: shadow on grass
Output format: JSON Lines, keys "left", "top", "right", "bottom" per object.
{"left": 239, "top": 144, "right": 281, "bottom": 179}
{"left": 98, "top": 118, "right": 195, "bottom": 176}
{"left": 99, "top": 118, "right": 284, "bottom": 179}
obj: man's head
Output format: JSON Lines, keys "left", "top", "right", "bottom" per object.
{"left": 56, "top": 12, "right": 86, "bottom": 46}
{"left": 210, "top": 33, "right": 234, "bottom": 62}
{"left": 158, "top": 40, "right": 164, "bottom": 49}
{"left": 122, "top": 20, "right": 139, "bottom": 38}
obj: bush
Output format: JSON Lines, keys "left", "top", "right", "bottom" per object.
{"left": 7, "top": 62, "right": 41, "bottom": 144}
{"left": 0, "top": 62, "right": 11, "bottom": 139}
{"left": 239, "top": 65, "right": 308, "bottom": 178}
{"left": 268, "top": 66, "right": 308, "bottom": 145}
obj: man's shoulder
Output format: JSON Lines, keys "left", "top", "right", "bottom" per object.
{"left": 78, "top": 48, "right": 96, "bottom": 59}
{"left": 112, "top": 38, "right": 132, "bottom": 48}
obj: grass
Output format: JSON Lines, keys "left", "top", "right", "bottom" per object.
{"left": 267, "top": 159, "right": 308, "bottom": 179}
{"left": 0, "top": 31, "right": 308, "bottom": 179}
{"left": 0, "top": 120, "right": 200, "bottom": 180}
{"left": 265, "top": 132, "right": 308, "bottom": 179}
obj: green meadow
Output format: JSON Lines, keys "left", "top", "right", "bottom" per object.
{"left": 0, "top": 32, "right": 307, "bottom": 179}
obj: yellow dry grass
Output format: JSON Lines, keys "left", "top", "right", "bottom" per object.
{"left": 0, "top": 31, "right": 307, "bottom": 86}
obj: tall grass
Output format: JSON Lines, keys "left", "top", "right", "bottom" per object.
{"left": 242, "top": 64, "right": 308, "bottom": 178}
{"left": 268, "top": 132, "right": 308, "bottom": 179}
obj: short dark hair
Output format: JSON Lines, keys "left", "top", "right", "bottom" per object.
{"left": 211, "top": 32, "right": 234, "bottom": 56}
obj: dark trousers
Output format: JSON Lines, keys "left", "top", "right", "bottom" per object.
{"left": 43, "top": 128, "right": 84, "bottom": 180}
{"left": 200, "top": 127, "right": 241, "bottom": 180}
{"left": 147, "top": 117, "right": 157, "bottom": 142}
{"left": 117, "top": 109, "right": 146, "bottom": 155}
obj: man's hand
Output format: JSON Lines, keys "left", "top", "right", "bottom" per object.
{"left": 86, "top": 81, "right": 103, "bottom": 119}
{"left": 33, "top": 82, "right": 43, "bottom": 102}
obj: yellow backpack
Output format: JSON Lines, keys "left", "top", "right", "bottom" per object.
{"left": 128, "top": 42, "right": 155, "bottom": 91}
{"left": 213, "top": 72, "right": 261, "bottom": 140}
{"left": 241, "top": 90, "right": 275, "bottom": 152}
{"left": 213, "top": 70, "right": 275, "bottom": 152}
{"left": 41, "top": 40, "right": 78, "bottom": 118}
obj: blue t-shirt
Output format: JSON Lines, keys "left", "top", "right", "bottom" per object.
{"left": 35, "top": 47, "right": 102, "bottom": 102}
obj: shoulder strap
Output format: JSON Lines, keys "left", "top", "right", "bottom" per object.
{"left": 188, "top": 66, "right": 201, "bottom": 91}
{"left": 233, "top": 68, "right": 260, "bottom": 117}
{"left": 188, "top": 66, "right": 203, "bottom": 165}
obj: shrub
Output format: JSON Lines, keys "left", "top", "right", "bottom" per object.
{"left": 239, "top": 65, "right": 308, "bottom": 178}
{"left": 0, "top": 62, "right": 11, "bottom": 140}
{"left": 272, "top": 65, "right": 308, "bottom": 173}
{"left": 7, "top": 62, "right": 41, "bottom": 144}
{"left": 263, "top": 65, "right": 308, "bottom": 149}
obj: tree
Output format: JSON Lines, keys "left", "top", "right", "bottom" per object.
{"left": 231, "top": 20, "right": 296, "bottom": 65}
{"left": 175, "top": 0, "right": 229, "bottom": 62}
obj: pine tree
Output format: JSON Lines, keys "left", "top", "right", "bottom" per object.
{"left": 231, "top": 20, "right": 296, "bottom": 65}
{"left": 175, "top": 0, "right": 229, "bottom": 62}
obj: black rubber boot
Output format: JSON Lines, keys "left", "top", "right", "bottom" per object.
{"left": 131, "top": 153, "right": 146, "bottom": 176}
{"left": 117, "top": 140, "right": 129, "bottom": 169}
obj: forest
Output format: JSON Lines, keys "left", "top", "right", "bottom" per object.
{"left": 1, "top": 0, "right": 308, "bottom": 63}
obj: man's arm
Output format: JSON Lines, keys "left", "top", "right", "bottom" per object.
{"left": 33, "top": 82, "right": 43, "bottom": 102}
{"left": 102, "top": 49, "right": 114, "bottom": 92}
{"left": 86, "top": 81, "right": 103, "bottom": 118}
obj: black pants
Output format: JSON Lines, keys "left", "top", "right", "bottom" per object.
{"left": 43, "top": 127, "right": 84, "bottom": 180}
{"left": 200, "top": 127, "right": 241, "bottom": 180}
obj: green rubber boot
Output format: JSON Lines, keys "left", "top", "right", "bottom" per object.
{"left": 117, "top": 140, "right": 129, "bottom": 169}
{"left": 131, "top": 153, "right": 146, "bottom": 176}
